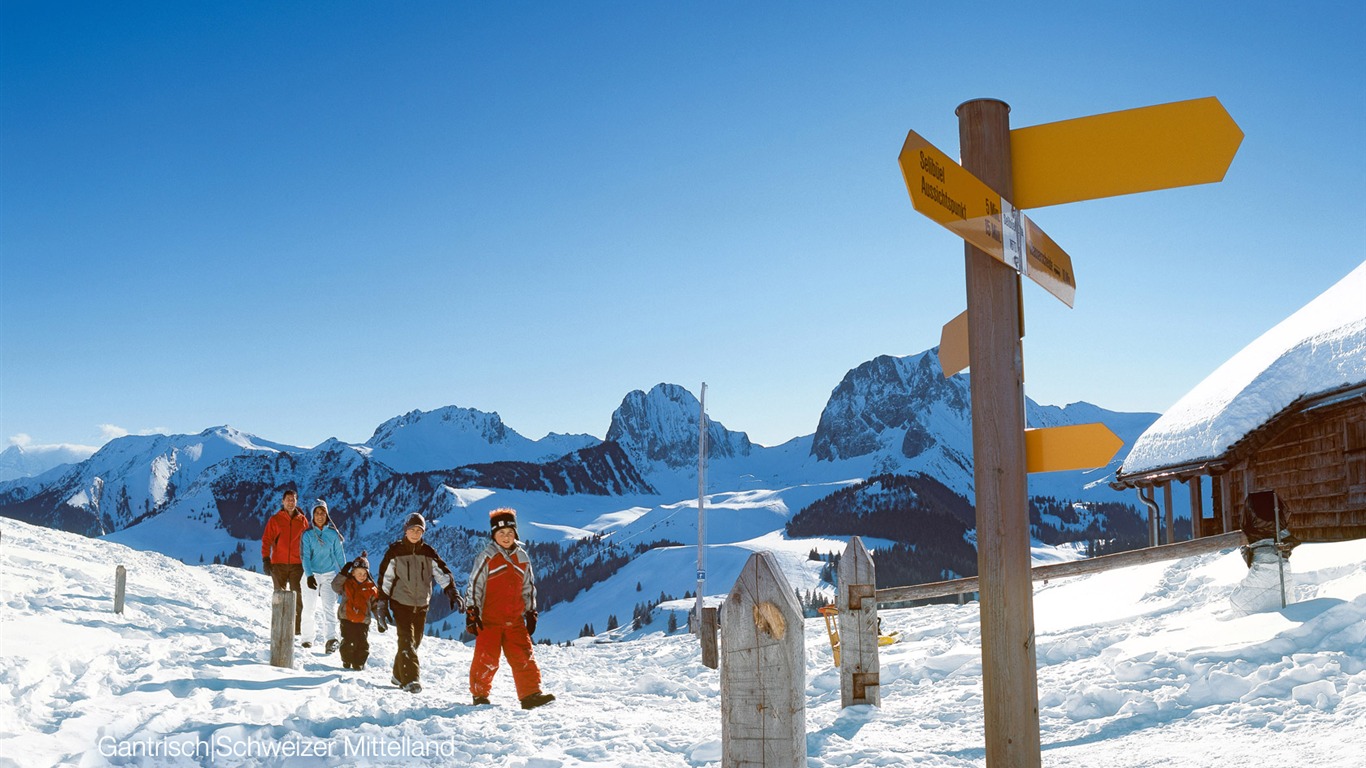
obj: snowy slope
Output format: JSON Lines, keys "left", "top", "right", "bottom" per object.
{"left": 3, "top": 517, "right": 1362, "bottom": 767}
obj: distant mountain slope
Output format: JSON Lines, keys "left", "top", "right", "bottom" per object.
{"left": 0, "top": 442, "right": 97, "bottom": 482}
{"left": 361, "top": 406, "right": 598, "bottom": 472}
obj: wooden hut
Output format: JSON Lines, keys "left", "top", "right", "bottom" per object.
{"left": 1114, "top": 263, "right": 1366, "bottom": 543}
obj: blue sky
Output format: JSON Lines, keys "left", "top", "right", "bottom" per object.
{"left": 3, "top": 1, "right": 1363, "bottom": 451}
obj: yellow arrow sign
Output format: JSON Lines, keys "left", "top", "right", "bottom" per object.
{"left": 938, "top": 311, "right": 970, "bottom": 378}
{"left": 1010, "top": 97, "right": 1243, "bottom": 209}
{"left": 1024, "top": 423, "right": 1124, "bottom": 473}
{"left": 899, "top": 130, "right": 1077, "bottom": 307}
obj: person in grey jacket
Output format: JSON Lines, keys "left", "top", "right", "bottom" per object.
{"left": 375, "top": 513, "right": 462, "bottom": 693}
{"left": 300, "top": 499, "right": 346, "bottom": 652}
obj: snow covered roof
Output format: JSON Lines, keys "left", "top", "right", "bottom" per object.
{"left": 1120, "top": 261, "right": 1366, "bottom": 477}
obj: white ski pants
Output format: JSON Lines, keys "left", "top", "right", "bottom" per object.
{"left": 301, "top": 570, "right": 339, "bottom": 643}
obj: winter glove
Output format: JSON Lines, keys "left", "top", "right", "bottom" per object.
{"left": 465, "top": 607, "right": 482, "bottom": 635}
{"left": 444, "top": 584, "right": 464, "bottom": 612}
{"left": 375, "top": 603, "right": 389, "bottom": 633}
{"left": 524, "top": 610, "right": 538, "bottom": 637}
{"left": 262, "top": 556, "right": 272, "bottom": 573}
{"left": 307, "top": 575, "right": 317, "bottom": 590}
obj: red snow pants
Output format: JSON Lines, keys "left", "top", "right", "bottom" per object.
{"left": 469, "top": 622, "right": 541, "bottom": 699}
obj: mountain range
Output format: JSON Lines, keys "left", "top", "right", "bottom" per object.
{"left": 0, "top": 348, "right": 1161, "bottom": 641}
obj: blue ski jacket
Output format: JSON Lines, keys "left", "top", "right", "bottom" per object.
{"left": 301, "top": 525, "right": 346, "bottom": 577}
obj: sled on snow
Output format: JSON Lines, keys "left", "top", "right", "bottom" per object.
{"left": 817, "top": 605, "right": 901, "bottom": 667}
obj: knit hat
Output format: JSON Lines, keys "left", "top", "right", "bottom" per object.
{"left": 312, "top": 499, "right": 329, "bottom": 520}
{"left": 489, "top": 508, "right": 517, "bottom": 538}
{"left": 351, "top": 550, "right": 370, "bottom": 572}
{"left": 404, "top": 512, "right": 426, "bottom": 532}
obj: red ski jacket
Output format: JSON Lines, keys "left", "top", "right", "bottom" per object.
{"left": 261, "top": 509, "right": 308, "bottom": 565}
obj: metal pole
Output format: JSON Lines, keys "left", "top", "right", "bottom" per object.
{"left": 957, "top": 98, "right": 1041, "bottom": 768}
{"left": 696, "top": 382, "right": 707, "bottom": 635}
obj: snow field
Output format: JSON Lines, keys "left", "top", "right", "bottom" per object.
{"left": 2, "top": 518, "right": 1363, "bottom": 767}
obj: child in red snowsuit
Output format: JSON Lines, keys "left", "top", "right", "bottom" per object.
{"left": 331, "top": 551, "right": 385, "bottom": 670}
{"left": 465, "top": 508, "right": 554, "bottom": 709}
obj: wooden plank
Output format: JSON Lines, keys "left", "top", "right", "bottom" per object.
{"left": 875, "top": 531, "right": 1246, "bottom": 604}
{"left": 837, "top": 537, "right": 880, "bottom": 707}
{"left": 1163, "top": 482, "right": 1175, "bottom": 545}
{"left": 721, "top": 552, "right": 806, "bottom": 768}
{"left": 271, "top": 590, "right": 296, "bottom": 669}
{"left": 114, "top": 565, "right": 127, "bottom": 615}
{"left": 701, "top": 607, "right": 719, "bottom": 670}
{"left": 958, "top": 98, "right": 1041, "bottom": 768}
{"left": 1188, "top": 476, "right": 1204, "bottom": 539}
{"left": 1220, "top": 474, "right": 1234, "bottom": 533}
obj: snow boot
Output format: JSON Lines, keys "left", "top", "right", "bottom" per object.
{"left": 403, "top": 681, "right": 423, "bottom": 694}
{"left": 301, "top": 641, "right": 313, "bottom": 649}
{"left": 325, "top": 639, "right": 339, "bottom": 654}
{"left": 472, "top": 696, "right": 491, "bottom": 706}
{"left": 520, "top": 692, "right": 555, "bottom": 710}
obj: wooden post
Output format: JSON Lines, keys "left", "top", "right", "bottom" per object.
{"left": 958, "top": 98, "right": 1042, "bottom": 768}
{"left": 114, "top": 565, "right": 127, "bottom": 614}
{"left": 1189, "top": 476, "right": 1204, "bottom": 539}
{"left": 701, "top": 606, "right": 720, "bottom": 670}
{"left": 1162, "top": 482, "right": 1174, "bottom": 545}
{"left": 721, "top": 552, "right": 805, "bottom": 768}
{"left": 270, "top": 590, "right": 296, "bottom": 668}
{"left": 1229, "top": 472, "right": 1240, "bottom": 532}
{"left": 837, "top": 537, "right": 879, "bottom": 707}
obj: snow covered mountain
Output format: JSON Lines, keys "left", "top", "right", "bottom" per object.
{"left": 809, "top": 350, "right": 1157, "bottom": 501}
{"left": 0, "top": 442, "right": 97, "bottom": 482}
{"left": 361, "top": 405, "right": 599, "bottom": 473}
{"left": 4, "top": 516, "right": 1362, "bottom": 767}
{"left": 0, "top": 348, "right": 1161, "bottom": 642}
{"left": 606, "top": 383, "right": 754, "bottom": 470}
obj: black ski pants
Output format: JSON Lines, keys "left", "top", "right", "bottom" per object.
{"left": 392, "top": 602, "right": 428, "bottom": 685}
{"left": 340, "top": 620, "right": 370, "bottom": 667}
{"left": 271, "top": 563, "right": 304, "bottom": 634}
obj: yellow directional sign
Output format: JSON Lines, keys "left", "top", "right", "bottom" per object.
{"left": 1010, "top": 97, "right": 1244, "bottom": 209}
{"left": 1024, "top": 423, "right": 1123, "bottom": 474}
{"left": 899, "top": 130, "right": 1076, "bottom": 307}
{"left": 938, "top": 311, "right": 969, "bottom": 378}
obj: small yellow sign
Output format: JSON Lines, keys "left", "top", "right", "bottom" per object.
{"left": 1010, "top": 97, "right": 1244, "bottom": 210}
{"left": 898, "top": 130, "right": 1077, "bottom": 307}
{"left": 938, "top": 311, "right": 969, "bottom": 378}
{"left": 1024, "top": 423, "right": 1124, "bottom": 474}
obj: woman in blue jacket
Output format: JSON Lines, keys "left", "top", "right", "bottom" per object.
{"left": 300, "top": 499, "right": 346, "bottom": 652}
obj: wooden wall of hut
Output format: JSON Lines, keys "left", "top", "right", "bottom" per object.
{"left": 1234, "top": 398, "right": 1366, "bottom": 542}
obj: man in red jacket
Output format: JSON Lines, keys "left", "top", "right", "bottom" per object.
{"left": 261, "top": 489, "right": 308, "bottom": 635}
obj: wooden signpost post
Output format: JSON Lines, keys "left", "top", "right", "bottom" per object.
{"left": 897, "top": 96, "right": 1241, "bottom": 767}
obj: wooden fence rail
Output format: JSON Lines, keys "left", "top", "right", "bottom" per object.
{"left": 875, "top": 531, "right": 1246, "bottom": 604}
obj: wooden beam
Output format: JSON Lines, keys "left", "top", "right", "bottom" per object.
{"left": 721, "top": 552, "right": 806, "bottom": 768}
{"left": 1188, "top": 476, "right": 1204, "bottom": 538}
{"left": 1163, "top": 482, "right": 1175, "bottom": 545}
{"left": 838, "top": 537, "right": 880, "bottom": 707}
{"left": 958, "top": 97, "right": 1041, "bottom": 768}
{"left": 875, "top": 531, "right": 1246, "bottom": 604}
{"left": 1220, "top": 474, "right": 1234, "bottom": 533}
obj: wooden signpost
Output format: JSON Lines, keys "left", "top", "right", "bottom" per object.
{"left": 897, "top": 96, "right": 1241, "bottom": 768}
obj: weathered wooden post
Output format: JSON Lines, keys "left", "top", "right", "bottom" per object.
{"left": 270, "top": 590, "right": 296, "bottom": 668}
{"left": 114, "top": 565, "right": 127, "bottom": 614}
{"left": 837, "top": 537, "right": 879, "bottom": 707}
{"left": 721, "top": 552, "right": 805, "bottom": 768}
{"left": 959, "top": 97, "right": 1042, "bottom": 768}
{"left": 701, "top": 605, "right": 720, "bottom": 670}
